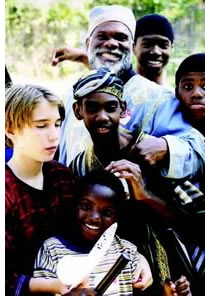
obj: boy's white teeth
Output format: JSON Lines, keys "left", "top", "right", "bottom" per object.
{"left": 149, "top": 61, "right": 161, "bottom": 65}
{"left": 85, "top": 224, "right": 99, "bottom": 230}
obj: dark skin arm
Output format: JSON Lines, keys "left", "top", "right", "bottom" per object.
{"left": 51, "top": 47, "right": 90, "bottom": 68}
{"left": 131, "top": 135, "right": 168, "bottom": 166}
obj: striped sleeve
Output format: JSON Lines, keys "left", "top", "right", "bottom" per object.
{"left": 33, "top": 242, "right": 56, "bottom": 278}
{"left": 68, "top": 151, "right": 86, "bottom": 177}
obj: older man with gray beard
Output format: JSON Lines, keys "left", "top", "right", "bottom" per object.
{"left": 88, "top": 45, "right": 132, "bottom": 78}
{"left": 58, "top": 5, "right": 205, "bottom": 188}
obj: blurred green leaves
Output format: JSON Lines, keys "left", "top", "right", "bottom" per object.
{"left": 87, "top": 0, "right": 202, "bottom": 19}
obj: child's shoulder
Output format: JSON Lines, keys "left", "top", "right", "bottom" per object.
{"left": 42, "top": 236, "right": 63, "bottom": 248}
{"left": 40, "top": 236, "right": 78, "bottom": 261}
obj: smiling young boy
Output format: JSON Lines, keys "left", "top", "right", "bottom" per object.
{"left": 69, "top": 67, "right": 135, "bottom": 176}
{"left": 134, "top": 14, "right": 174, "bottom": 87}
{"left": 33, "top": 170, "right": 143, "bottom": 296}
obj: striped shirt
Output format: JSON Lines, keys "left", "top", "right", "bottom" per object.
{"left": 34, "top": 235, "right": 139, "bottom": 296}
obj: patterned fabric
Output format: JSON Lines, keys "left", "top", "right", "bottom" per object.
{"left": 169, "top": 179, "right": 205, "bottom": 226}
{"left": 5, "top": 161, "right": 75, "bottom": 296}
{"left": 73, "top": 67, "right": 123, "bottom": 101}
{"left": 172, "top": 180, "right": 204, "bottom": 205}
{"left": 152, "top": 231, "right": 171, "bottom": 281}
{"left": 34, "top": 235, "right": 139, "bottom": 296}
{"left": 171, "top": 179, "right": 205, "bottom": 282}
{"left": 69, "top": 146, "right": 102, "bottom": 177}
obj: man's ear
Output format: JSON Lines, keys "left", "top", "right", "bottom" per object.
{"left": 73, "top": 102, "right": 83, "bottom": 120}
{"left": 120, "top": 100, "right": 127, "bottom": 118}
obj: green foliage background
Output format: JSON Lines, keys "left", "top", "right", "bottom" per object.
{"left": 5, "top": 0, "right": 205, "bottom": 97}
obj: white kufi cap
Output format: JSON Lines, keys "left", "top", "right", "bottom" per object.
{"left": 87, "top": 5, "right": 136, "bottom": 40}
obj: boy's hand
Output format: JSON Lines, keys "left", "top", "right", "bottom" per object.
{"left": 163, "top": 275, "right": 191, "bottom": 296}
{"left": 132, "top": 254, "right": 153, "bottom": 291}
{"left": 163, "top": 279, "right": 177, "bottom": 296}
{"left": 136, "top": 136, "right": 168, "bottom": 166}
{"left": 175, "top": 275, "right": 192, "bottom": 296}
{"left": 61, "top": 277, "right": 95, "bottom": 296}
{"left": 106, "top": 159, "right": 149, "bottom": 200}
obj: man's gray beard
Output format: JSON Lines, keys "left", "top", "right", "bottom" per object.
{"left": 88, "top": 48, "right": 132, "bottom": 77}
